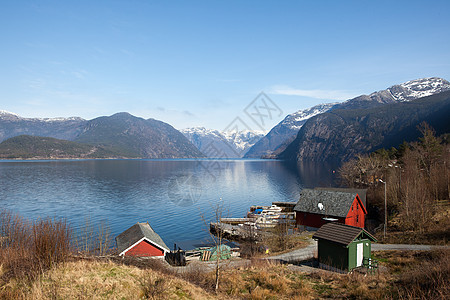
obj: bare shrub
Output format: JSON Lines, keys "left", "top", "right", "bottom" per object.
{"left": 75, "top": 217, "right": 113, "bottom": 256}
{"left": 140, "top": 277, "right": 168, "bottom": 299}
{"left": 0, "top": 210, "right": 73, "bottom": 287}
{"left": 0, "top": 210, "right": 30, "bottom": 249}
{"left": 32, "top": 217, "right": 72, "bottom": 271}
{"left": 396, "top": 249, "right": 450, "bottom": 299}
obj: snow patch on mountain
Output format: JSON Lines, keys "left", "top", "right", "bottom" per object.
{"left": 388, "top": 77, "right": 450, "bottom": 102}
{"left": 181, "top": 127, "right": 264, "bottom": 157}
{"left": 222, "top": 130, "right": 265, "bottom": 152}
{"left": 277, "top": 77, "right": 449, "bottom": 132}
{"left": 0, "top": 110, "right": 20, "bottom": 117}
{"left": 0, "top": 110, "right": 85, "bottom": 123}
{"left": 280, "top": 103, "right": 338, "bottom": 131}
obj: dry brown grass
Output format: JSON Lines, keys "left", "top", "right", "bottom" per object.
{"left": 394, "top": 249, "right": 449, "bottom": 299}
{"left": 213, "top": 259, "right": 313, "bottom": 299}
{"left": 2, "top": 248, "right": 449, "bottom": 299}
{"left": 26, "top": 260, "right": 214, "bottom": 300}
{"left": 0, "top": 210, "right": 72, "bottom": 285}
{"left": 379, "top": 205, "right": 450, "bottom": 245}
{"left": 2, "top": 209, "right": 448, "bottom": 299}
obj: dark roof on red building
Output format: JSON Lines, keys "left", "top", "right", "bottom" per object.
{"left": 313, "top": 222, "right": 377, "bottom": 245}
{"left": 293, "top": 188, "right": 367, "bottom": 218}
{"left": 314, "top": 188, "right": 367, "bottom": 207}
{"left": 116, "top": 222, "right": 169, "bottom": 255}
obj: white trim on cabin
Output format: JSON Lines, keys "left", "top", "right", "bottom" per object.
{"left": 119, "top": 237, "right": 170, "bottom": 257}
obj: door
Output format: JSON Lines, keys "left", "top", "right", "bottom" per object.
{"left": 356, "top": 243, "right": 363, "bottom": 267}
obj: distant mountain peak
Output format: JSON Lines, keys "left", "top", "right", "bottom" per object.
{"left": 181, "top": 127, "right": 264, "bottom": 157}
{"left": 0, "top": 110, "right": 20, "bottom": 117}
{"left": 388, "top": 77, "right": 450, "bottom": 102}
{"left": 109, "top": 112, "right": 137, "bottom": 119}
{"left": 280, "top": 102, "right": 339, "bottom": 131}
{"left": 0, "top": 110, "right": 85, "bottom": 123}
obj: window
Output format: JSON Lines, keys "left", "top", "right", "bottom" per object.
{"left": 357, "top": 203, "right": 359, "bottom": 210}
{"left": 357, "top": 215, "right": 359, "bottom": 223}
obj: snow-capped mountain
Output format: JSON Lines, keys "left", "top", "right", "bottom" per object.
{"left": 388, "top": 77, "right": 450, "bottom": 102}
{"left": 181, "top": 127, "right": 264, "bottom": 158}
{"left": 279, "top": 103, "right": 338, "bottom": 131}
{"left": 0, "top": 110, "right": 84, "bottom": 123}
{"left": 244, "top": 103, "right": 337, "bottom": 158}
{"left": 245, "top": 77, "right": 450, "bottom": 158}
{"left": 279, "top": 87, "right": 450, "bottom": 162}
{"left": 338, "top": 77, "right": 450, "bottom": 109}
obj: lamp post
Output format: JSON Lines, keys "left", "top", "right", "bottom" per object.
{"left": 378, "top": 179, "right": 387, "bottom": 238}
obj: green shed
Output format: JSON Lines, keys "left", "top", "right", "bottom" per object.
{"left": 200, "top": 245, "right": 232, "bottom": 261}
{"left": 313, "top": 222, "right": 377, "bottom": 272}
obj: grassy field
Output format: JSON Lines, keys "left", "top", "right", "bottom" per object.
{"left": 1, "top": 209, "right": 448, "bottom": 299}
{"left": 1, "top": 248, "right": 448, "bottom": 299}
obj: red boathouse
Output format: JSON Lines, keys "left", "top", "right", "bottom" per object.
{"left": 294, "top": 188, "right": 367, "bottom": 229}
{"left": 116, "top": 222, "right": 170, "bottom": 257}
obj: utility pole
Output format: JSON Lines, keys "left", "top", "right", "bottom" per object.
{"left": 379, "top": 179, "right": 387, "bottom": 238}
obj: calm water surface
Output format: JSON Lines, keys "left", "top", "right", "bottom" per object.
{"left": 0, "top": 159, "right": 339, "bottom": 248}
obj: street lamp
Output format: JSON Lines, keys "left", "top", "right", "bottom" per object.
{"left": 378, "top": 179, "right": 387, "bottom": 238}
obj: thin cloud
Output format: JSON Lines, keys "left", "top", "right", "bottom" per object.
{"left": 183, "top": 110, "right": 195, "bottom": 117}
{"left": 71, "top": 69, "right": 88, "bottom": 79}
{"left": 269, "top": 85, "right": 358, "bottom": 101}
{"left": 216, "top": 78, "right": 241, "bottom": 83}
{"left": 28, "top": 78, "right": 46, "bottom": 89}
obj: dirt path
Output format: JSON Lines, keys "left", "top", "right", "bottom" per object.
{"left": 267, "top": 239, "right": 317, "bottom": 263}
{"left": 155, "top": 239, "right": 449, "bottom": 274}
{"left": 267, "top": 238, "right": 449, "bottom": 264}
{"left": 372, "top": 243, "right": 449, "bottom": 251}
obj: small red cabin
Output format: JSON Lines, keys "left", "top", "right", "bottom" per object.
{"left": 294, "top": 188, "right": 367, "bottom": 229}
{"left": 116, "top": 222, "right": 169, "bottom": 257}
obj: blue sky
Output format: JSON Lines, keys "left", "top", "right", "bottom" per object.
{"left": 1, "top": 0, "right": 449, "bottom": 131}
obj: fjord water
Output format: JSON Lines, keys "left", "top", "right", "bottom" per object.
{"left": 0, "top": 159, "right": 338, "bottom": 248}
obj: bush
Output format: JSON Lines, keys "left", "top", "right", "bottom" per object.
{"left": 396, "top": 249, "right": 450, "bottom": 299}
{"left": 0, "top": 210, "right": 73, "bottom": 284}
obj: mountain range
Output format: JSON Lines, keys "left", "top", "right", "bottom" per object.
{"left": 1, "top": 77, "right": 449, "bottom": 161}
{"left": 0, "top": 110, "right": 86, "bottom": 142}
{"left": 244, "top": 103, "right": 337, "bottom": 158}
{"left": 181, "top": 127, "right": 264, "bottom": 158}
{"left": 0, "top": 112, "right": 203, "bottom": 159}
{"left": 279, "top": 90, "right": 450, "bottom": 161}
{"left": 245, "top": 77, "right": 450, "bottom": 159}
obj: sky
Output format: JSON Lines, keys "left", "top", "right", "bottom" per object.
{"left": 1, "top": 0, "right": 449, "bottom": 132}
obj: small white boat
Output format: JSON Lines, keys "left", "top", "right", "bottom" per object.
{"left": 247, "top": 204, "right": 282, "bottom": 219}
{"left": 247, "top": 204, "right": 283, "bottom": 228}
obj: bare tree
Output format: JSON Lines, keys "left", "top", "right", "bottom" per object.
{"left": 201, "top": 198, "right": 227, "bottom": 292}
{"left": 339, "top": 122, "right": 450, "bottom": 236}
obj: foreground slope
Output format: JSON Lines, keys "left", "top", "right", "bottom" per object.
{"left": 0, "top": 135, "right": 117, "bottom": 159}
{"left": 279, "top": 90, "right": 450, "bottom": 161}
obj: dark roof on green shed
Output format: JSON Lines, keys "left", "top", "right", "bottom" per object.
{"left": 313, "top": 222, "right": 377, "bottom": 246}
{"left": 294, "top": 188, "right": 367, "bottom": 217}
{"left": 116, "top": 222, "right": 169, "bottom": 255}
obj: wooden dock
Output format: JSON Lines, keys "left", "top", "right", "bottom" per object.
{"left": 210, "top": 222, "right": 259, "bottom": 242}
{"left": 220, "top": 218, "right": 252, "bottom": 225}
